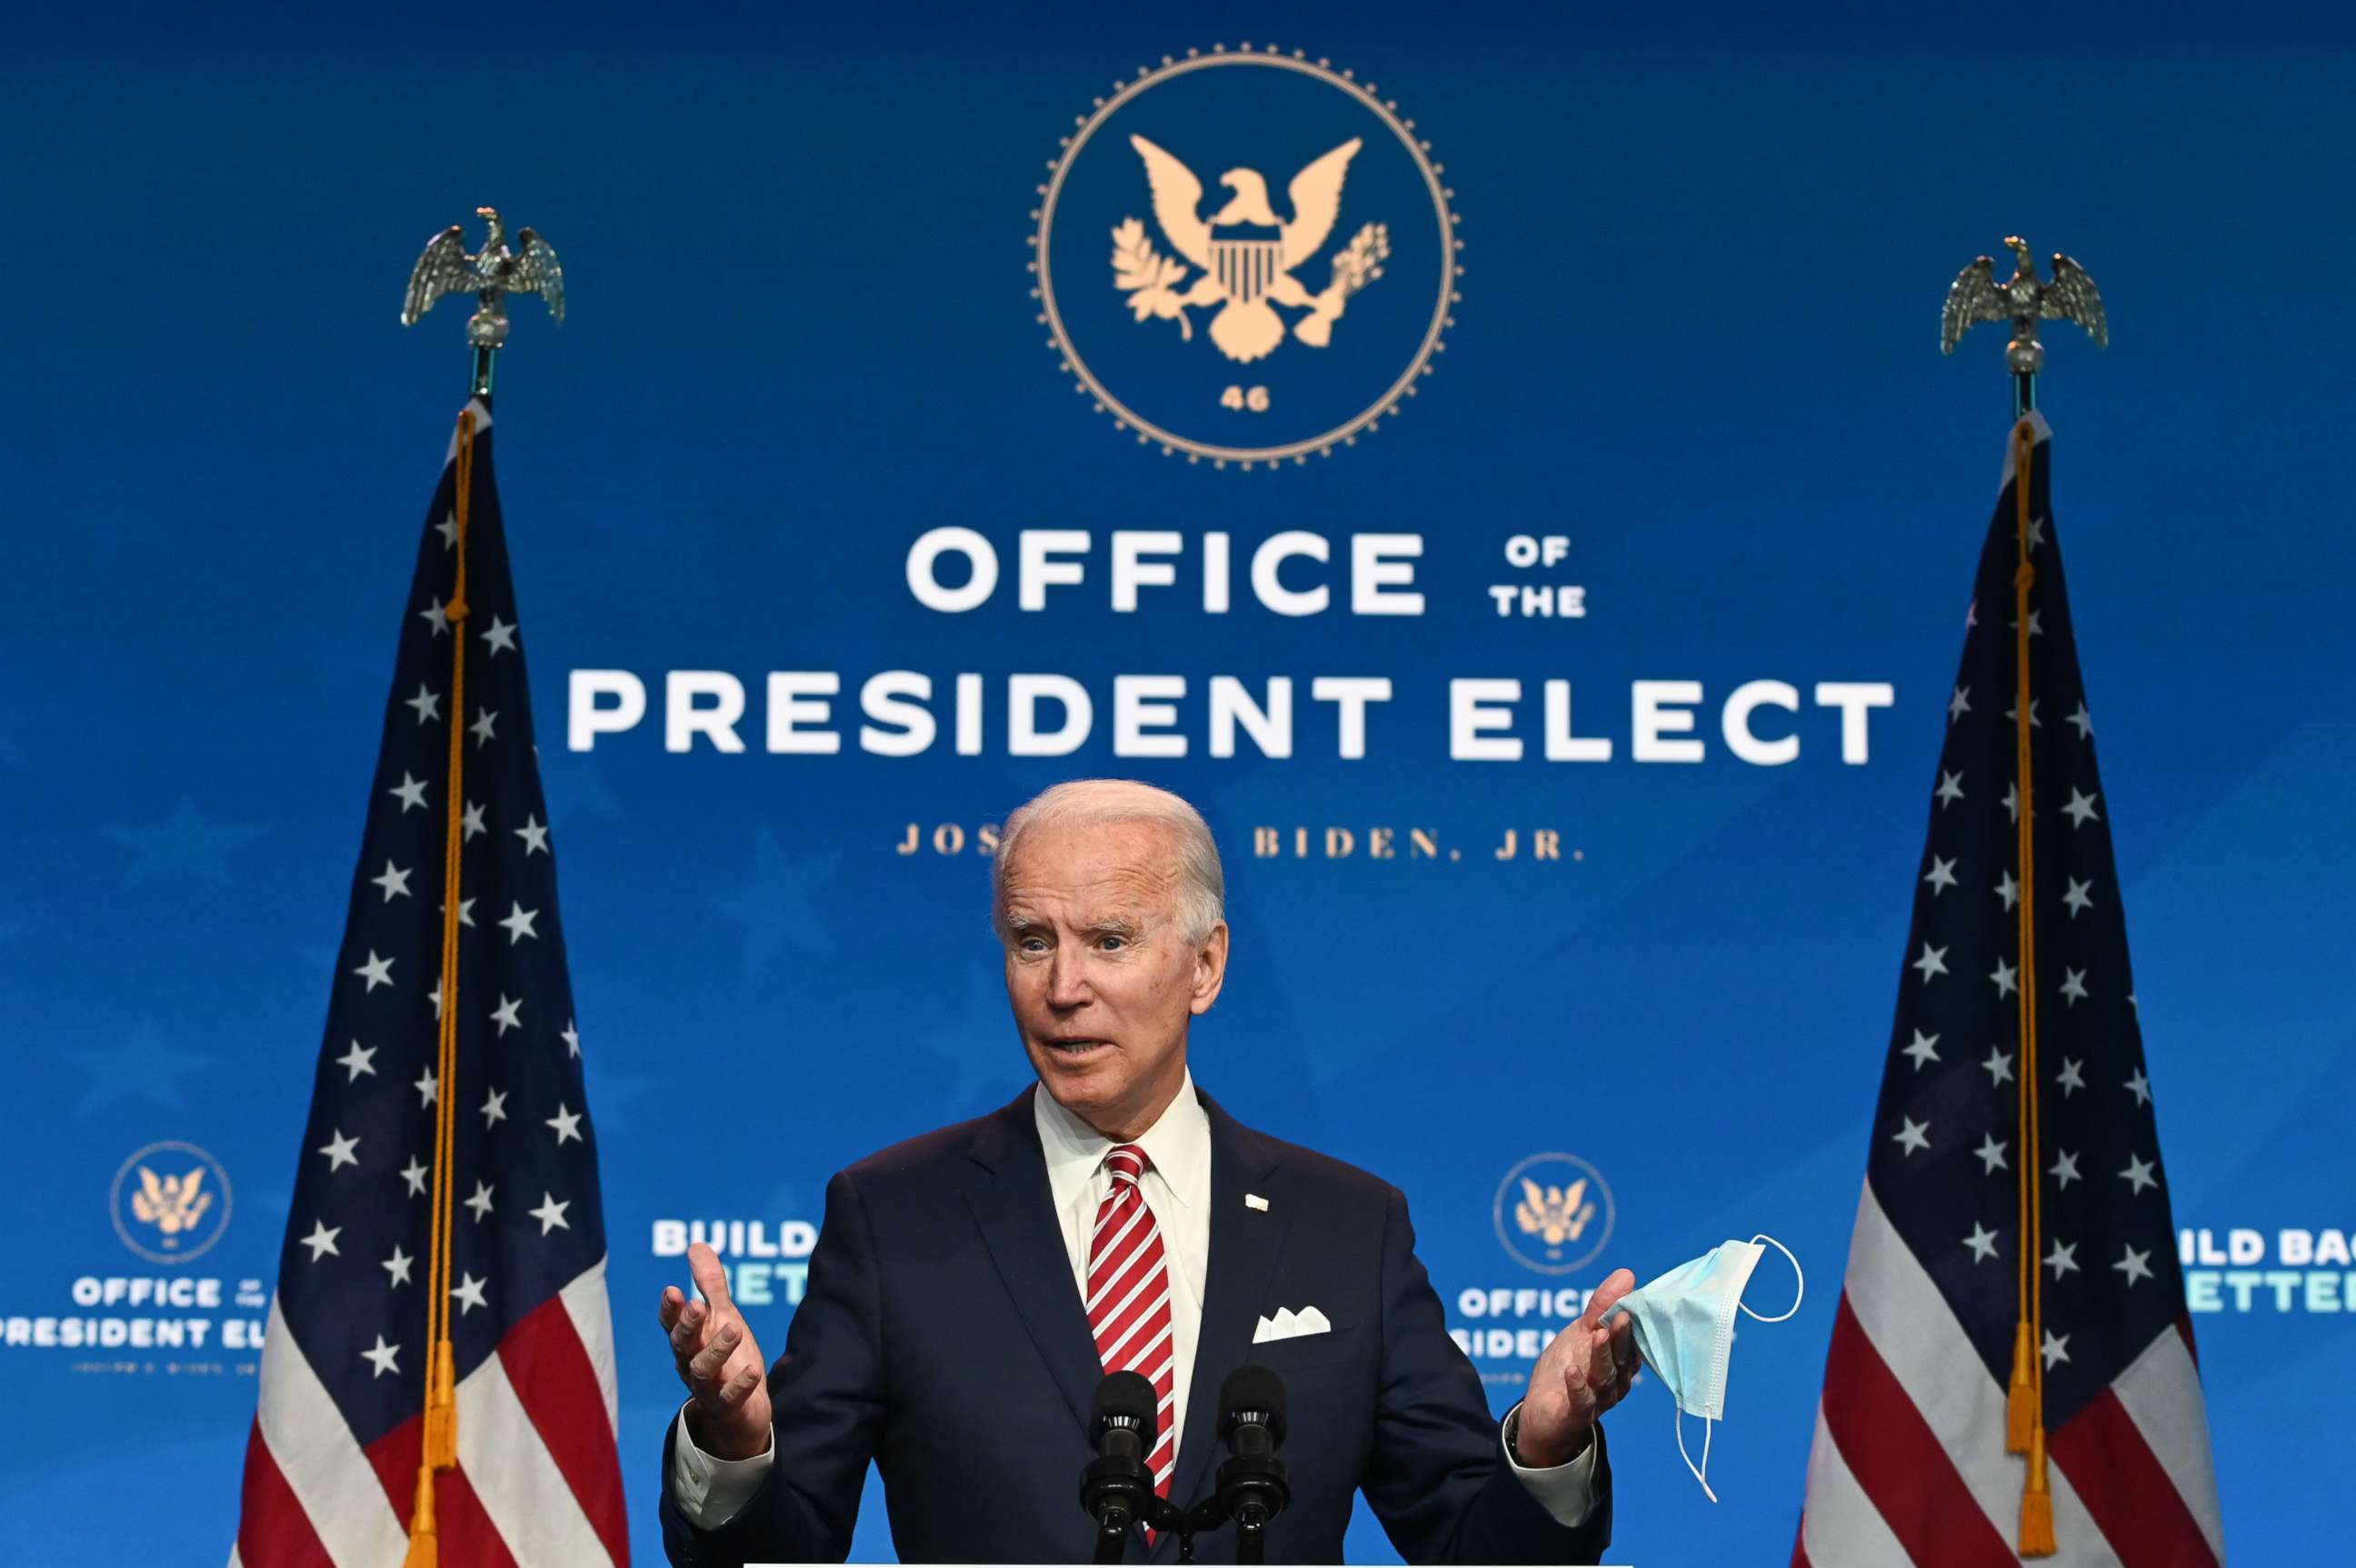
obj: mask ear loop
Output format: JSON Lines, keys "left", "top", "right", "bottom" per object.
{"left": 1739, "top": 1233, "right": 1804, "bottom": 1323}
{"left": 1674, "top": 1403, "right": 1719, "bottom": 1503}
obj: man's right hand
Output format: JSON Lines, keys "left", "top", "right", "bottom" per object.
{"left": 659, "top": 1242, "right": 774, "bottom": 1461}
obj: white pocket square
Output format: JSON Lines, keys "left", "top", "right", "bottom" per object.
{"left": 1252, "top": 1305, "right": 1333, "bottom": 1343}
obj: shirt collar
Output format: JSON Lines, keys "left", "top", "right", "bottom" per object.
{"left": 1033, "top": 1065, "right": 1208, "bottom": 1211}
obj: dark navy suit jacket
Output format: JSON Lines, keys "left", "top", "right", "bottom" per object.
{"left": 659, "top": 1086, "right": 1613, "bottom": 1563}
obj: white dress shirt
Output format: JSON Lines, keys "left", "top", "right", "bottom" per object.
{"left": 671, "top": 1074, "right": 1598, "bottom": 1530}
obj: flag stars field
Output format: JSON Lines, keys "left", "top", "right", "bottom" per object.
{"left": 317, "top": 1128, "right": 361, "bottom": 1172}
{"left": 1913, "top": 944, "right": 1949, "bottom": 983}
{"left": 337, "top": 1041, "right": 376, "bottom": 1081}
{"left": 464, "top": 1180, "right": 495, "bottom": 1221}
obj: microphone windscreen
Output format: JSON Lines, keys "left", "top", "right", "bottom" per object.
{"left": 1093, "top": 1368, "right": 1159, "bottom": 1438}
{"left": 1218, "top": 1363, "right": 1287, "bottom": 1445}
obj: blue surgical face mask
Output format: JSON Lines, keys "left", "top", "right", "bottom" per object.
{"left": 1605, "top": 1233, "right": 1802, "bottom": 1501}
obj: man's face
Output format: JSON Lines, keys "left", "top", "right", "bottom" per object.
{"left": 997, "top": 818, "right": 1228, "bottom": 1140}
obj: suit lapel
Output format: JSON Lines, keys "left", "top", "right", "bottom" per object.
{"left": 1163, "top": 1093, "right": 1289, "bottom": 1535}
{"left": 965, "top": 1087, "right": 1104, "bottom": 1443}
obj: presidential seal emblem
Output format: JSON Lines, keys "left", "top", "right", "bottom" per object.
{"left": 111, "top": 1140, "right": 233, "bottom": 1265}
{"left": 1031, "top": 45, "right": 1460, "bottom": 466}
{"left": 1493, "top": 1152, "right": 1615, "bottom": 1276}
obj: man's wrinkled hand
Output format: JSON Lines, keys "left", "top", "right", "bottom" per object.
{"left": 1514, "top": 1266, "right": 1641, "bottom": 1468}
{"left": 658, "top": 1242, "right": 773, "bottom": 1461}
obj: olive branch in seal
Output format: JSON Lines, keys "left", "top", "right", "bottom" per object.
{"left": 1111, "top": 217, "right": 1195, "bottom": 340}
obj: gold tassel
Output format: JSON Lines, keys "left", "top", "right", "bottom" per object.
{"left": 403, "top": 1466, "right": 440, "bottom": 1568}
{"left": 2004, "top": 1322, "right": 2035, "bottom": 1453}
{"left": 2018, "top": 1425, "right": 2057, "bottom": 1556}
{"left": 422, "top": 1340, "right": 458, "bottom": 1468}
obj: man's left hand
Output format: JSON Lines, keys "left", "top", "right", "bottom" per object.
{"left": 1513, "top": 1267, "right": 1641, "bottom": 1468}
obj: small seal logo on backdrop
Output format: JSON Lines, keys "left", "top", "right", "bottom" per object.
{"left": 111, "top": 1140, "right": 234, "bottom": 1265}
{"left": 1494, "top": 1153, "right": 1615, "bottom": 1276}
{"left": 1031, "top": 45, "right": 1460, "bottom": 468}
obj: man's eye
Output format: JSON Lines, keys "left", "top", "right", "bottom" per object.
{"left": 1019, "top": 937, "right": 1047, "bottom": 954}
{"left": 1099, "top": 935, "right": 1125, "bottom": 952}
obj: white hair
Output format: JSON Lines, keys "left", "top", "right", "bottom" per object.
{"left": 992, "top": 779, "right": 1226, "bottom": 945}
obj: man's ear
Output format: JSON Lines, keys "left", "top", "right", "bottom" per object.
{"left": 1189, "top": 922, "right": 1230, "bottom": 1015}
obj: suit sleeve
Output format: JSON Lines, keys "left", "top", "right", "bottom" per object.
{"left": 1358, "top": 1186, "right": 1614, "bottom": 1565}
{"left": 660, "top": 1169, "right": 888, "bottom": 1567}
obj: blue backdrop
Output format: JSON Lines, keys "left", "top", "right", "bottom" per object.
{"left": 4, "top": 4, "right": 2350, "bottom": 1563}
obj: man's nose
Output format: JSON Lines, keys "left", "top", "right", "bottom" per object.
{"left": 1044, "top": 950, "right": 1092, "bottom": 1008}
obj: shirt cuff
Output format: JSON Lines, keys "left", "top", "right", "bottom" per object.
{"left": 668, "top": 1403, "right": 776, "bottom": 1529}
{"left": 1501, "top": 1403, "right": 1602, "bottom": 1529}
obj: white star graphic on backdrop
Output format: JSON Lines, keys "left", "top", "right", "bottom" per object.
{"left": 451, "top": 1273, "right": 488, "bottom": 1314}
{"left": 353, "top": 951, "right": 394, "bottom": 991}
{"left": 1990, "top": 958, "right": 2019, "bottom": 998}
{"left": 1892, "top": 1117, "right": 1932, "bottom": 1156}
{"left": 2121, "top": 1154, "right": 2159, "bottom": 1194}
{"left": 528, "top": 1192, "right": 572, "bottom": 1235}
{"left": 2050, "top": 1149, "right": 2081, "bottom": 1190}
{"left": 498, "top": 903, "right": 540, "bottom": 944}
{"left": 434, "top": 513, "right": 458, "bottom": 550}
{"left": 383, "top": 1246, "right": 414, "bottom": 1287}
{"left": 1995, "top": 869, "right": 2020, "bottom": 911}
{"left": 316, "top": 1128, "right": 361, "bottom": 1172}
{"left": 490, "top": 994, "right": 523, "bottom": 1034}
{"left": 300, "top": 1220, "right": 341, "bottom": 1262}
{"left": 2067, "top": 701, "right": 2092, "bottom": 740}
{"left": 1935, "top": 771, "right": 1965, "bottom": 808}
{"left": 1974, "top": 1134, "right": 2008, "bottom": 1174}
{"left": 464, "top": 1180, "right": 495, "bottom": 1221}
{"left": 2057, "top": 1057, "right": 2086, "bottom": 1095}
{"left": 388, "top": 773, "right": 429, "bottom": 813}
{"left": 2125, "top": 1068, "right": 2151, "bottom": 1106}
{"left": 515, "top": 814, "right": 550, "bottom": 855}
{"left": 1982, "top": 1047, "right": 2014, "bottom": 1086}
{"left": 1964, "top": 1223, "right": 2001, "bottom": 1263}
{"left": 546, "top": 1103, "right": 584, "bottom": 1145}
{"left": 2062, "top": 788, "right": 2101, "bottom": 828}
{"left": 2060, "top": 968, "right": 2090, "bottom": 1006}
{"left": 480, "top": 1087, "right": 508, "bottom": 1128}
{"left": 1913, "top": 944, "right": 1949, "bottom": 983}
{"left": 1923, "top": 856, "right": 1958, "bottom": 895}
{"left": 2045, "top": 1239, "right": 2080, "bottom": 1279}
{"left": 470, "top": 708, "right": 499, "bottom": 746}
{"left": 399, "top": 1156, "right": 429, "bottom": 1197}
{"left": 2062, "top": 878, "right": 2094, "bottom": 918}
{"left": 336, "top": 1040, "right": 375, "bottom": 1081}
{"left": 2042, "top": 1330, "right": 2071, "bottom": 1369}
{"left": 414, "top": 1069, "right": 438, "bottom": 1108}
{"left": 370, "top": 861, "right": 413, "bottom": 902}
{"left": 561, "top": 1019, "right": 580, "bottom": 1059}
{"left": 1949, "top": 685, "right": 1972, "bottom": 723}
{"left": 462, "top": 800, "right": 486, "bottom": 840}
{"left": 2115, "top": 1246, "right": 2154, "bottom": 1286}
{"left": 480, "top": 615, "right": 518, "bottom": 655}
{"left": 404, "top": 684, "right": 442, "bottom": 724}
{"left": 2003, "top": 697, "right": 2042, "bottom": 728}
{"left": 419, "top": 599, "right": 450, "bottom": 637}
{"left": 441, "top": 896, "right": 474, "bottom": 929}
{"left": 1902, "top": 1030, "right": 1942, "bottom": 1071}
{"left": 362, "top": 1335, "right": 401, "bottom": 1378}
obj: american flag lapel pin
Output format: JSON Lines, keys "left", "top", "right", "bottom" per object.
{"left": 1244, "top": 1193, "right": 1270, "bottom": 1212}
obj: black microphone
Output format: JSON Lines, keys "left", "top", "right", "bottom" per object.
{"left": 1081, "top": 1370, "right": 1158, "bottom": 1559}
{"left": 1216, "top": 1364, "right": 1292, "bottom": 1563}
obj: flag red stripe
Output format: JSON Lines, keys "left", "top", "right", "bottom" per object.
{"left": 500, "top": 1293, "right": 633, "bottom": 1566}
{"left": 2049, "top": 1387, "right": 2219, "bottom": 1568}
{"left": 1819, "top": 1294, "right": 2017, "bottom": 1568}
{"left": 235, "top": 1418, "right": 335, "bottom": 1568}
{"left": 1788, "top": 1537, "right": 1812, "bottom": 1568}
{"left": 363, "top": 1413, "right": 524, "bottom": 1568}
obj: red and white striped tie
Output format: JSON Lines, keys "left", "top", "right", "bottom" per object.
{"left": 1086, "top": 1143, "right": 1176, "bottom": 1514}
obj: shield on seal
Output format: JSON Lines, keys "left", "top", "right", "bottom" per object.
{"left": 1210, "top": 223, "right": 1285, "bottom": 305}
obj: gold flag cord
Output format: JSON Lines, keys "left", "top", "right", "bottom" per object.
{"left": 406, "top": 409, "right": 476, "bottom": 1568}
{"left": 2002, "top": 418, "right": 2057, "bottom": 1555}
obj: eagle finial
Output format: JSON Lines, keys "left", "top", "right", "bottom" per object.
{"left": 1941, "top": 235, "right": 2108, "bottom": 374}
{"left": 402, "top": 206, "right": 564, "bottom": 394}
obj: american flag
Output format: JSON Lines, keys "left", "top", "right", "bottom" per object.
{"left": 1795, "top": 415, "right": 2224, "bottom": 1566}
{"left": 235, "top": 401, "right": 629, "bottom": 1566}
